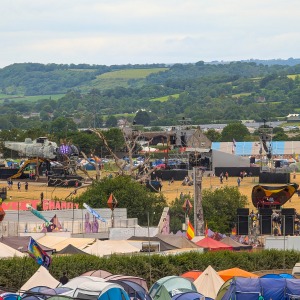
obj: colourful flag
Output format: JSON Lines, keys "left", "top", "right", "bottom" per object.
{"left": 205, "top": 222, "right": 208, "bottom": 237}
{"left": 28, "top": 237, "right": 51, "bottom": 269}
{"left": 186, "top": 221, "right": 195, "bottom": 240}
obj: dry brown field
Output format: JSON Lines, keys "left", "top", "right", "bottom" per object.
{"left": 2, "top": 172, "right": 300, "bottom": 213}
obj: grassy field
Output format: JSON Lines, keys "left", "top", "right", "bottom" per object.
{"left": 82, "top": 68, "right": 169, "bottom": 91}
{"left": 288, "top": 74, "right": 300, "bottom": 80}
{"left": 150, "top": 94, "right": 180, "bottom": 102}
{"left": 0, "top": 94, "right": 65, "bottom": 103}
{"left": 3, "top": 172, "right": 300, "bottom": 215}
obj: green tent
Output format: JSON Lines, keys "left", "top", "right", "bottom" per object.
{"left": 149, "top": 276, "right": 197, "bottom": 300}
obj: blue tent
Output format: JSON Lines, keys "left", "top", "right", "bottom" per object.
{"left": 220, "top": 277, "right": 300, "bottom": 300}
{"left": 171, "top": 291, "right": 206, "bottom": 300}
{"left": 108, "top": 279, "right": 151, "bottom": 300}
{"left": 98, "top": 287, "right": 129, "bottom": 300}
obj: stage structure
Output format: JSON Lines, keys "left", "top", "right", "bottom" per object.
{"left": 258, "top": 119, "right": 273, "bottom": 172}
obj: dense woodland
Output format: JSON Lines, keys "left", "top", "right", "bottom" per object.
{"left": 0, "top": 59, "right": 300, "bottom": 130}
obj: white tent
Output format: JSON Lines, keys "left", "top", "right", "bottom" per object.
{"left": 0, "top": 242, "right": 26, "bottom": 258}
{"left": 193, "top": 265, "right": 224, "bottom": 299}
{"left": 63, "top": 276, "right": 105, "bottom": 291}
{"left": 73, "top": 281, "right": 124, "bottom": 298}
{"left": 21, "top": 266, "right": 59, "bottom": 292}
{"left": 83, "top": 240, "right": 140, "bottom": 257}
{"left": 37, "top": 236, "right": 95, "bottom": 251}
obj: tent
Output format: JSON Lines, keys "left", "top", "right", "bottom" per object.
{"left": 155, "top": 234, "right": 199, "bottom": 249}
{"left": 83, "top": 240, "right": 140, "bottom": 257}
{"left": 105, "top": 275, "right": 148, "bottom": 291}
{"left": 56, "top": 244, "right": 89, "bottom": 255}
{"left": 0, "top": 242, "right": 26, "bottom": 258}
{"left": 195, "top": 237, "right": 233, "bottom": 251}
{"left": 193, "top": 265, "right": 224, "bottom": 299}
{"left": 81, "top": 270, "right": 112, "bottom": 279}
{"left": 181, "top": 270, "right": 203, "bottom": 281}
{"left": 171, "top": 291, "right": 206, "bottom": 300}
{"left": 260, "top": 273, "right": 294, "bottom": 279}
{"left": 108, "top": 279, "right": 151, "bottom": 300}
{"left": 218, "top": 268, "right": 258, "bottom": 281}
{"left": 72, "top": 281, "right": 129, "bottom": 300}
{"left": 128, "top": 235, "right": 199, "bottom": 252}
{"left": 37, "top": 236, "right": 95, "bottom": 252}
{"left": 21, "top": 266, "right": 59, "bottom": 292}
{"left": 221, "top": 277, "right": 300, "bottom": 300}
{"left": 0, "top": 236, "right": 54, "bottom": 253}
{"left": 220, "top": 237, "right": 252, "bottom": 251}
{"left": 62, "top": 276, "right": 105, "bottom": 290}
{"left": 149, "top": 276, "right": 197, "bottom": 300}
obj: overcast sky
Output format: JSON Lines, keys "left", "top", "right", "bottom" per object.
{"left": 1, "top": 0, "right": 299, "bottom": 68}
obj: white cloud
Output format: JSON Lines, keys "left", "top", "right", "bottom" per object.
{"left": 0, "top": 0, "right": 300, "bottom": 67}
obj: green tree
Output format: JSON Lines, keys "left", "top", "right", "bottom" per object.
{"left": 205, "top": 129, "right": 221, "bottom": 142}
{"left": 106, "top": 116, "right": 118, "bottom": 128}
{"left": 77, "top": 176, "right": 167, "bottom": 226}
{"left": 50, "top": 117, "right": 77, "bottom": 139}
{"left": 202, "top": 186, "right": 248, "bottom": 233}
{"left": 221, "top": 123, "right": 250, "bottom": 142}
{"left": 134, "top": 110, "right": 151, "bottom": 126}
{"left": 168, "top": 186, "right": 247, "bottom": 234}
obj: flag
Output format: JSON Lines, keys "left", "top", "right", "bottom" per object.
{"left": 231, "top": 226, "right": 237, "bottom": 236}
{"left": 28, "top": 237, "right": 51, "bottom": 269}
{"left": 83, "top": 203, "right": 106, "bottom": 222}
{"left": 232, "top": 138, "right": 236, "bottom": 154}
{"left": 205, "top": 222, "right": 208, "bottom": 237}
{"left": 186, "top": 221, "right": 195, "bottom": 240}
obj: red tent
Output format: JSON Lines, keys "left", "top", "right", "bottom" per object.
{"left": 195, "top": 237, "right": 233, "bottom": 251}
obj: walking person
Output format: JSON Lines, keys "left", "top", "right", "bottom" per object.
{"left": 237, "top": 177, "right": 241, "bottom": 187}
{"left": 17, "top": 182, "right": 21, "bottom": 192}
{"left": 25, "top": 181, "right": 28, "bottom": 192}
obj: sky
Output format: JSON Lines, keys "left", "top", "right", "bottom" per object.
{"left": 1, "top": 0, "right": 300, "bottom": 68}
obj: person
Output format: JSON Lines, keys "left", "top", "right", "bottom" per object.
{"left": 59, "top": 272, "right": 69, "bottom": 285}
{"left": 40, "top": 192, "right": 44, "bottom": 202}
{"left": 237, "top": 177, "right": 241, "bottom": 187}
{"left": 17, "top": 182, "right": 21, "bottom": 192}
{"left": 25, "top": 181, "right": 28, "bottom": 192}
{"left": 225, "top": 171, "right": 229, "bottom": 181}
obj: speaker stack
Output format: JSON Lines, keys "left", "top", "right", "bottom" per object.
{"left": 237, "top": 208, "right": 249, "bottom": 235}
{"left": 281, "top": 208, "right": 295, "bottom": 236}
{"left": 259, "top": 208, "right": 273, "bottom": 235}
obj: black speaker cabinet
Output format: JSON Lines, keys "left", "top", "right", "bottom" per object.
{"left": 237, "top": 208, "right": 249, "bottom": 216}
{"left": 282, "top": 215, "right": 294, "bottom": 235}
{"left": 260, "top": 215, "right": 272, "bottom": 235}
{"left": 281, "top": 208, "right": 295, "bottom": 216}
{"left": 237, "top": 216, "right": 249, "bottom": 235}
{"left": 259, "top": 208, "right": 273, "bottom": 216}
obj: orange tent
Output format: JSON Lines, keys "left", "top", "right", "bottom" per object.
{"left": 181, "top": 270, "right": 202, "bottom": 281}
{"left": 195, "top": 237, "right": 233, "bottom": 251}
{"left": 218, "top": 267, "right": 258, "bottom": 281}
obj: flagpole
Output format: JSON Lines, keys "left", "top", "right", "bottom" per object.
{"left": 147, "top": 212, "right": 152, "bottom": 286}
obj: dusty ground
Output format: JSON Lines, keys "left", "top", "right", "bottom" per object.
{"left": 1, "top": 172, "right": 300, "bottom": 213}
